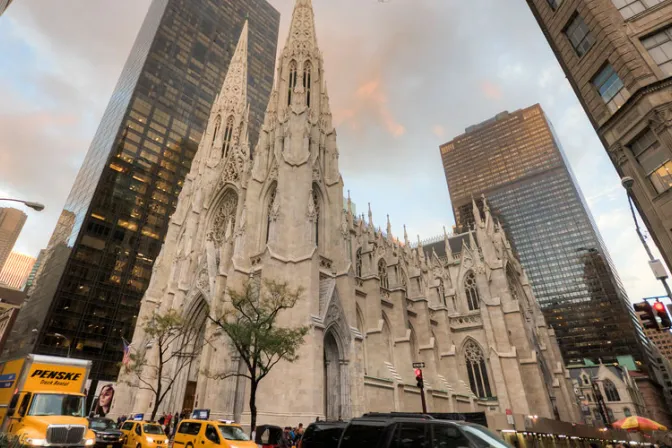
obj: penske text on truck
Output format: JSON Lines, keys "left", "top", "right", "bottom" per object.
{"left": 0, "top": 354, "right": 96, "bottom": 447}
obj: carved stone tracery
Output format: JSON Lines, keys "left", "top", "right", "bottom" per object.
{"left": 211, "top": 190, "right": 238, "bottom": 245}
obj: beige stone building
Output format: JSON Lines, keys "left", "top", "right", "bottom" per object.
{"left": 570, "top": 364, "right": 649, "bottom": 426}
{"left": 112, "top": 0, "right": 581, "bottom": 426}
{"left": 525, "top": 0, "right": 672, "bottom": 271}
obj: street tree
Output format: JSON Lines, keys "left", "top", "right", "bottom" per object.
{"left": 123, "top": 309, "right": 204, "bottom": 421}
{"left": 210, "top": 279, "right": 309, "bottom": 434}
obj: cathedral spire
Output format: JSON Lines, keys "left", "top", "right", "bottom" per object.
{"left": 285, "top": 0, "right": 318, "bottom": 56}
{"left": 472, "top": 197, "right": 482, "bottom": 228}
{"left": 443, "top": 226, "right": 454, "bottom": 263}
{"left": 386, "top": 215, "right": 393, "bottom": 241}
{"left": 214, "top": 20, "right": 248, "bottom": 113}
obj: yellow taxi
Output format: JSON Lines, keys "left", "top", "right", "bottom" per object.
{"left": 119, "top": 420, "right": 168, "bottom": 448}
{"left": 174, "top": 419, "right": 255, "bottom": 448}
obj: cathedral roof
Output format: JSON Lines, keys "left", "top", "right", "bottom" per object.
{"left": 566, "top": 365, "right": 626, "bottom": 382}
{"left": 421, "top": 232, "right": 473, "bottom": 261}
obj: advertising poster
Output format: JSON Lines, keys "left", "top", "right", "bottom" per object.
{"left": 86, "top": 380, "right": 117, "bottom": 417}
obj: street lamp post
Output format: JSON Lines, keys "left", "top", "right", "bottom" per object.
{"left": 621, "top": 177, "right": 672, "bottom": 301}
{"left": 0, "top": 198, "right": 45, "bottom": 211}
{"left": 53, "top": 333, "right": 71, "bottom": 358}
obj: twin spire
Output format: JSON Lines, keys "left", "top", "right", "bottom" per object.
{"left": 285, "top": 0, "right": 318, "bottom": 55}
{"left": 214, "top": 20, "right": 248, "bottom": 114}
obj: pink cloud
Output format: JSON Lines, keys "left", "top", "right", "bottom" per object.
{"left": 432, "top": 125, "right": 445, "bottom": 139}
{"left": 480, "top": 80, "right": 502, "bottom": 100}
{"left": 334, "top": 76, "right": 405, "bottom": 138}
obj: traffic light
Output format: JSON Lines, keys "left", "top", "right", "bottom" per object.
{"left": 634, "top": 301, "right": 658, "bottom": 330}
{"left": 653, "top": 301, "right": 671, "bottom": 330}
{"left": 414, "top": 368, "right": 424, "bottom": 389}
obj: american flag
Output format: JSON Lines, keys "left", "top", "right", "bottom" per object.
{"left": 122, "top": 338, "right": 132, "bottom": 365}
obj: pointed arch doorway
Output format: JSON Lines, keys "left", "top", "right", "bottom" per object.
{"left": 323, "top": 329, "right": 342, "bottom": 420}
{"left": 181, "top": 295, "right": 209, "bottom": 413}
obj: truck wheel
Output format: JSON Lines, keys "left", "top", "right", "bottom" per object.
{"left": 137, "top": 444, "right": 141, "bottom": 448}
{"left": 186, "top": 443, "right": 193, "bottom": 448}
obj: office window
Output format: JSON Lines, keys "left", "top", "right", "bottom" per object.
{"left": 642, "top": 27, "right": 672, "bottom": 76}
{"left": 612, "top": 0, "right": 664, "bottom": 20}
{"left": 565, "top": 14, "right": 595, "bottom": 57}
{"left": 630, "top": 129, "right": 672, "bottom": 194}
{"left": 547, "top": 0, "right": 563, "bottom": 10}
{"left": 592, "top": 64, "right": 628, "bottom": 113}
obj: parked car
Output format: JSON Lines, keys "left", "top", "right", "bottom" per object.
{"left": 298, "top": 421, "right": 348, "bottom": 448}
{"left": 119, "top": 420, "right": 168, "bottom": 448}
{"left": 337, "top": 413, "right": 512, "bottom": 448}
{"left": 174, "top": 418, "right": 255, "bottom": 448}
{"left": 255, "top": 425, "right": 284, "bottom": 448}
{"left": 89, "top": 417, "right": 124, "bottom": 448}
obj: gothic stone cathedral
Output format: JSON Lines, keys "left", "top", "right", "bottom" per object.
{"left": 112, "top": 0, "right": 581, "bottom": 426}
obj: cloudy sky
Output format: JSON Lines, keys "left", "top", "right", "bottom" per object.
{"left": 0, "top": 0, "right": 667, "bottom": 303}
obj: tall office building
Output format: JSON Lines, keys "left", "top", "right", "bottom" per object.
{"left": 0, "top": 208, "right": 26, "bottom": 274}
{"left": 0, "top": 0, "right": 13, "bottom": 16}
{"left": 0, "top": 252, "right": 36, "bottom": 290}
{"left": 440, "top": 104, "right": 650, "bottom": 368}
{"left": 525, "top": 0, "right": 672, "bottom": 274}
{"left": 4, "top": 0, "right": 280, "bottom": 381}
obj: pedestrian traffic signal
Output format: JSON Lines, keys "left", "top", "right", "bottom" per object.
{"left": 414, "top": 368, "right": 424, "bottom": 389}
{"left": 634, "top": 301, "right": 658, "bottom": 330}
{"left": 653, "top": 301, "right": 671, "bottom": 330}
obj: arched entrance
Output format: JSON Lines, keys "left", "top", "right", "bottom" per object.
{"left": 182, "top": 295, "right": 209, "bottom": 412}
{"left": 323, "top": 329, "right": 342, "bottom": 420}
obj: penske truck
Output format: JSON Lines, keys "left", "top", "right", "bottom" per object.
{"left": 0, "top": 354, "right": 96, "bottom": 447}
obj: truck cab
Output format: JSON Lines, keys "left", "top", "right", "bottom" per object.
{"left": 0, "top": 355, "right": 96, "bottom": 447}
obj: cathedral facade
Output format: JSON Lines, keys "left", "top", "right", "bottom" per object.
{"left": 112, "top": 0, "right": 581, "bottom": 426}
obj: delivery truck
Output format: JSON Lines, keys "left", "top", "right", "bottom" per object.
{"left": 0, "top": 354, "right": 96, "bottom": 447}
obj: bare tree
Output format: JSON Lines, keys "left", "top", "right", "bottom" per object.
{"left": 209, "top": 279, "right": 309, "bottom": 434}
{"left": 124, "top": 310, "right": 204, "bottom": 421}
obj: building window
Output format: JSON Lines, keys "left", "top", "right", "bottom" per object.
{"left": 642, "top": 26, "right": 672, "bottom": 76}
{"left": 582, "top": 373, "right": 590, "bottom": 385}
{"left": 304, "top": 61, "right": 312, "bottom": 107}
{"left": 565, "top": 14, "right": 595, "bottom": 57}
{"left": 612, "top": 0, "right": 664, "bottom": 20}
{"left": 592, "top": 64, "right": 628, "bottom": 113}
{"left": 312, "top": 188, "right": 320, "bottom": 247}
{"left": 378, "top": 259, "right": 389, "bottom": 289}
{"left": 623, "top": 407, "right": 632, "bottom": 417}
{"left": 547, "top": 0, "right": 563, "bottom": 10}
{"left": 464, "top": 339, "right": 492, "bottom": 398}
{"left": 630, "top": 129, "right": 672, "bottom": 194}
{"left": 288, "top": 60, "right": 298, "bottom": 106}
{"left": 222, "top": 116, "right": 234, "bottom": 159}
{"left": 265, "top": 184, "right": 277, "bottom": 244}
{"left": 355, "top": 248, "right": 362, "bottom": 278}
{"left": 211, "top": 115, "right": 221, "bottom": 145}
{"left": 465, "top": 271, "right": 480, "bottom": 311}
{"left": 603, "top": 379, "right": 621, "bottom": 402}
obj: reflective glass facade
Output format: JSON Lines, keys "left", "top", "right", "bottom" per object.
{"left": 3, "top": 0, "right": 279, "bottom": 381}
{"left": 440, "top": 104, "right": 650, "bottom": 366}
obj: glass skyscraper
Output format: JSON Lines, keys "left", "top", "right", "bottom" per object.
{"left": 440, "top": 104, "right": 651, "bottom": 368}
{"left": 3, "top": 0, "right": 280, "bottom": 382}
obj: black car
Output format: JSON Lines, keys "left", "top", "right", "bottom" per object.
{"left": 89, "top": 417, "right": 124, "bottom": 448}
{"left": 337, "top": 414, "right": 512, "bottom": 448}
{"left": 299, "top": 421, "right": 348, "bottom": 448}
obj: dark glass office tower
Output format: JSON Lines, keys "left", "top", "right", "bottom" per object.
{"left": 4, "top": 0, "right": 279, "bottom": 381}
{"left": 440, "top": 104, "right": 651, "bottom": 368}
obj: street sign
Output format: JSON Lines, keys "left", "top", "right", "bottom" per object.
{"left": 412, "top": 362, "right": 425, "bottom": 368}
